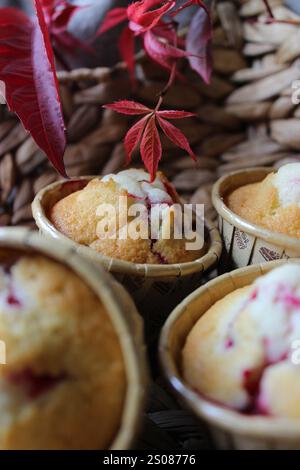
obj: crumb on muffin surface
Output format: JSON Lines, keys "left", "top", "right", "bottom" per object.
{"left": 50, "top": 169, "right": 205, "bottom": 264}
{"left": 226, "top": 164, "right": 300, "bottom": 238}
{"left": 0, "top": 253, "right": 126, "bottom": 449}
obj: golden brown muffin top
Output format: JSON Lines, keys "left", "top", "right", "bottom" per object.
{"left": 183, "top": 264, "right": 300, "bottom": 419}
{"left": 226, "top": 163, "right": 300, "bottom": 238}
{"left": 51, "top": 169, "right": 205, "bottom": 264}
{"left": 0, "top": 253, "right": 125, "bottom": 449}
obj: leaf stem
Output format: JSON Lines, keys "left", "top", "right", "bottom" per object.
{"left": 262, "top": 0, "right": 275, "bottom": 18}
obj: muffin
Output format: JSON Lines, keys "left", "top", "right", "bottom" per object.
{"left": 0, "top": 251, "right": 125, "bottom": 449}
{"left": 183, "top": 263, "right": 300, "bottom": 418}
{"left": 50, "top": 169, "right": 204, "bottom": 264}
{"left": 226, "top": 163, "right": 300, "bottom": 239}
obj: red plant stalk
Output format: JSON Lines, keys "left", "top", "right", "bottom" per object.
{"left": 101, "top": 0, "right": 213, "bottom": 180}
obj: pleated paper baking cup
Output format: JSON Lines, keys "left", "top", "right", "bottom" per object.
{"left": 212, "top": 167, "right": 300, "bottom": 271}
{"left": 0, "top": 227, "right": 148, "bottom": 450}
{"left": 32, "top": 177, "right": 222, "bottom": 342}
{"left": 159, "top": 259, "right": 300, "bottom": 450}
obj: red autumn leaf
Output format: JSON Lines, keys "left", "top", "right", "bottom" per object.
{"left": 119, "top": 27, "right": 136, "bottom": 85}
{"left": 144, "top": 30, "right": 189, "bottom": 71}
{"left": 140, "top": 115, "right": 162, "bottom": 181}
{"left": 124, "top": 115, "right": 149, "bottom": 163}
{"left": 96, "top": 7, "right": 127, "bottom": 35}
{"left": 40, "top": 0, "right": 86, "bottom": 54}
{"left": 128, "top": 0, "right": 175, "bottom": 33}
{"left": 186, "top": 3, "right": 213, "bottom": 83}
{"left": 0, "top": 6, "right": 66, "bottom": 176}
{"left": 157, "top": 116, "right": 196, "bottom": 160}
{"left": 104, "top": 101, "right": 152, "bottom": 115}
{"left": 157, "top": 110, "right": 195, "bottom": 119}
{"left": 105, "top": 100, "right": 197, "bottom": 180}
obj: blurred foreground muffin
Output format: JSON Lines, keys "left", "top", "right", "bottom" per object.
{"left": 0, "top": 253, "right": 125, "bottom": 449}
{"left": 226, "top": 163, "right": 300, "bottom": 238}
{"left": 183, "top": 264, "right": 300, "bottom": 418}
{"left": 50, "top": 169, "right": 205, "bottom": 264}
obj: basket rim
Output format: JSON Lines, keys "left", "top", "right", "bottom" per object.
{"left": 0, "top": 227, "right": 148, "bottom": 450}
{"left": 212, "top": 166, "right": 300, "bottom": 253}
{"left": 32, "top": 175, "right": 222, "bottom": 279}
{"left": 159, "top": 259, "right": 300, "bottom": 440}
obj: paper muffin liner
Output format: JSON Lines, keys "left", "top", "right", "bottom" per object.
{"left": 159, "top": 259, "right": 300, "bottom": 450}
{"left": 212, "top": 167, "right": 300, "bottom": 272}
{"left": 0, "top": 227, "right": 148, "bottom": 450}
{"left": 32, "top": 177, "right": 222, "bottom": 346}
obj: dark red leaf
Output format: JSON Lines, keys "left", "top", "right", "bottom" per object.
{"left": 186, "top": 4, "right": 212, "bottom": 84}
{"left": 157, "top": 110, "right": 195, "bottom": 119}
{"left": 96, "top": 7, "right": 127, "bottom": 35}
{"left": 41, "top": 0, "right": 93, "bottom": 55}
{"left": 0, "top": 6, "right": 66, "bottom": 176}
{"left": 119, "top": 27, "right": 136, "bottom": 86}
{"left": 144, "top": 30, "right": 188, "bottom": 71}
{"left": 140, "top": 115, "right": 162, "bottom": 182}
{"left": 128, "top": 0, "right": 175, "bottom": 33}
{"left": 55, "top": 29, "right": 95, "bottom": 55}
{"left": 157, "top": 116, "right": 196, "bottom": 160}
{"left": 103, "top": 100, "right": 152, "bottom": 115}
{"left": 50, "top": 1, "right": 78, "bottom": 29}
{"left": 124, "top": 115, "right": 149, "bottom": 162}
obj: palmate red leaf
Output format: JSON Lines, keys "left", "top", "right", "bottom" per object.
{"left": 186, "top": 3, "right": 213, "bottom": 84}
{"left": 157, "top": 116, "right": 196, "bottom": 160}
{"left": 105, "top": 100, "right": 197, "bottom": 179}
{"left": 0, "top": 6, "right": 66, "bottom": 176}
{"left": 128, "top": 0, "right": 175, "bottom": 33}
{"left": 104, "top": 101, "right": 152, "bottom": 115}
{"left": 124, "top": 115, "right": 149, "bottom": 162}
{"left": 96, "top": 7, "right": 127, "bottom": 35}
{"left": 140, "top": 115, "right": 162, "bottom": 182}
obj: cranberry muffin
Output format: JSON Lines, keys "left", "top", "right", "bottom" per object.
{"left": 0, "top": 253, "right": 125, "bottom": 449}
{"left": 50, "top": 169, "right": 204, "bottom": 264}
{"left": 226, "top": 163, "right": 300, "bottom": 238}
{"left": 183, "top": 264, "right": 300, "bottom": 418}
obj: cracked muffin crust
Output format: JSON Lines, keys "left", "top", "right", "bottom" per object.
{"left": 226, "top": 163, "right": 300, "bottom": 238}
{"left": 183, "top": 264, "right": 300, "bottom": 419}
{"left": 50, "top": 169, "right": 205, "bottom": 264}
{"left": 0, "top": 252, "right": 125, "bottom": 449}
